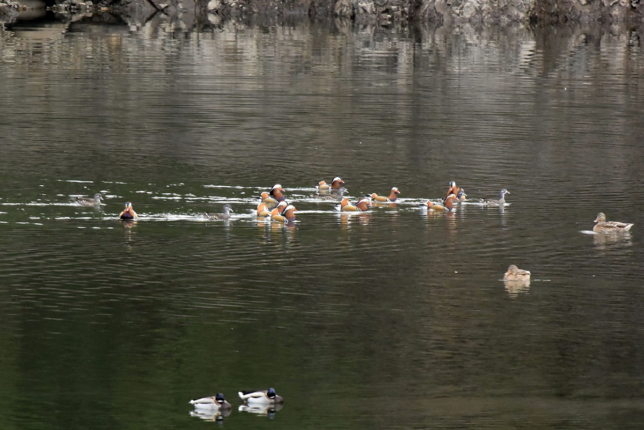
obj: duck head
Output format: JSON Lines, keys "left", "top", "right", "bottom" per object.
{"left": 124, "top": 201, "right": 132, "bottom": 209}
{"left": 331, "top": 177, "right": 345, "bottom": 189}
{"left": 506, "top": 265, "right": 518, "bottom": 276}
{"left": 499, "top": 189, "right": 510, "bottom": 200}
{"left": 216, "top": 393, "right": 226, "bottom": 404}
{"left": 388, "top": 187, "right": 400, "bottom": 200}
{"left": 223, "top": 204, "right": 234, "bottom": 215}
{"left": 267, "top": 388, "right": 277, "bottom": 399}
{"left": 270, "top": 184, "right": 285, "bottom": 201}
{"left": 95, "top": 193, "right": 104, "bottom": 201}
{"left": 594, "top": 212, "right": 606, "bottom": 223}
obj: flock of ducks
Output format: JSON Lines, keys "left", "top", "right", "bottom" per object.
{"left": 189, "top": 388, "right": 283, "bottom": 421}
{"left": 73, "top": 178, "right": 634, "bottom": 283}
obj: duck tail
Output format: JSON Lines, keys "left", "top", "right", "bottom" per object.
{"left": 625, "top": 224, "right": 634, "bottom": 231}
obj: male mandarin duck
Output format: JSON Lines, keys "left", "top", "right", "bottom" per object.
{"left": 189, "top": 393, "right": 232, "bottom": 410}
{"left": 371, "top": 187, "right": 400, "bottom": 202}
{"left": 260, "top": 192, "right": 278, "bottom": 209}
{"left": 445, "top": 181, "right": 461, "bottom": 201}
{"left": 238, "top": 388, "right": 284, "bottom": 404}
{"left": 503, "top": 265, "right": 531, "bottom": 281}
{"left": 204, "top": 204, "right": 233, "bottom": 220}
{"left": 282, "top": 204, "right": 297, "bottom": 222}
{"left": 74, "top": 193, "right": 103, "bottom": 207}
{"left": 426, "top": 194, "right": 458, "bottom": 212}
{"left": 593, "top": 212, "right": 634, "bottom": 233}
{"left": 339, "top": 197, "right": 371, "bottom": 212}
{"left": 480, "top": 189, "right": 510, "bottom": 206}
{"left": 119, "top": 202, "right": 138, "bottom": 219}
{"left": 257, "top": 202, "right": 271, "bottom": 218}
{"left": 318, "top": 177, "right": 345, "bottom": 191}
{"left": 270, "top": 184, "right": 286, "bottom": 202}
{"left": 270, "top": 201, "right": 289, "bottom": 223}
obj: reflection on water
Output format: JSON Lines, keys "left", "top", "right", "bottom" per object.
{"left": 0, "top": 15, "right": 644, "bottom": 430}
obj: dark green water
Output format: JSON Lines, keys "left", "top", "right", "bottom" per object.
{"left": 1, "top": 17, "right": 644, "bottom": 429}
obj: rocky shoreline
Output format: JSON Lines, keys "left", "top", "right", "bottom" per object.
{"left": 2, "top": 0, "right": 643, "bottom": 26}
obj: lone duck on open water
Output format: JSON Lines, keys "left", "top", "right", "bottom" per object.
{"left": 119, "top": 202, "right": 138, "bottom": 219}
{"left": 74, "top": 193, "right": 103, "bottom": 207}
{"left": 503, "top": 265, "right": 531, "bottom": 281}
{"left": 593, "top": 212, "right": 634, "bottom": 233}
{"left": 480, "top": 189, "right": 510, "bottom": 206}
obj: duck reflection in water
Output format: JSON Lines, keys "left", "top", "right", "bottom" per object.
{"left": 504, "top": 280, "right": 530, "bottom": 298}
{"left": 593, "top": 231, "right": 633, "bottom": 250}
{"left": 238, "top": 403, "right": 283, "bottom": 418}
{"left": 189, "top": 408, "right": 231, "bottom": 423}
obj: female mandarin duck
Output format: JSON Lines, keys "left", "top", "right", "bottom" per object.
{"left": 318, "top": 177, "right": 345, "bottom": 191}
{"left": 270, "top": 184, "right": 286, "bottom": 202}
{"left": 270, "top": 201, "right": 289, "bottom": 223}
{"left": 238, "top": 388, "right": 284, "bottom": 404}
{"left": 426, "top": 194, "right": 458, "bottom": 212}
{"left": 204, "top": 204, "right": 234, "bottom": 220}
{"left": 338, "top": 197, "right": 371, "bottom": 212}
{"left": 119, "top": 202, "right": 138, "bottom": 219}
{"left": 593, "top": 212, "right": 634, "bottom": 232}
{"left": 371, "top": 187, "right": 400, "bottom": 202}
{"left": 480, "top": 189, "right": 510, "bottom": 206}
{"left": 74, "top": 193, "right": 103, "bottom": 207}
{"left": 257, "top": 202, "right": 271, "bottom": 218}
{"left": 503, "top": 265, "right": 531, "bottom": 281}
{"left": 260, "top": 192, "right": 278, "bottom": 210}
{"left": 190, "top": 393, "right": 232, "bottom": 410}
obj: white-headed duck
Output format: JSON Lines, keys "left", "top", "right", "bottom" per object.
{"left": 593, "top": 212, "right": 634, "bottom": 233}
{"left": 119, "top": 202, "right": 138, "bottom": 219}
{"left": 189, "top": 393, "right": 232, "bottom": 410}
{"left": 371, "top": 187, "right": 400, "bottom": 202}
{"left": 318, "top": 177, "right": 345, "bottom": 191}
{"left": 480, "top": 189, "right": 510, "bottom": 206}
{"left": 238, "top": 388, "right": 284, "bottom": 404}
{"left": 270, "top": 184, "right": 286, "bottom": 202}
{"left": 74, "top": 193, "right": 103, "bottom": 207}
{"left": 204, "top": 204, "right": 233, "bottom": 220}
{"left": 339, "top": 197, "right": 371, "bottom": 212}
{"left": 503, "top": 265, "right": 531, "bottom": 281}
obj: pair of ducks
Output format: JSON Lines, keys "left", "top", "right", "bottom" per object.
{"left": 190, "top": 388, "right": 283, "bottom": 411}
{"left": 74, "top": 194, "right": 140, "bottom": 220}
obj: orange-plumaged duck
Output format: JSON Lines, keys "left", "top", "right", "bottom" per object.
{"left": 260, "top": 192, "right": 278, "bottom": 209}
{"left": 318, "top": 177, "right": 345, "bottom": 191}
{"left": 427, "top": 194, "right": 459, "bottom": 212}
{"left": 257, "top": 202, "right": 271, "bottom": 218}
{"left": 371, "top": 187, "right": 400, "bottom": 202}
{"left": 340, "top": 197, "right": 371, "bottom": 212}
{"left": 270, "top": 184, "right": 286, "bottom": 202}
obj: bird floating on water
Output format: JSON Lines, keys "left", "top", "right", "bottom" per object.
{"left": 593, "top": 212, "right": 634, "bottom": 233}
{"left": 119, "top": 202, "right": 138, "bottom": 219}
{"left": 371, "top": 187, "right": 400, "bottom": 202}
{"left": 238, "top": 388, "right": 284, "bottom": 404}
{"left": 503, "top": 265, "right": 531, "bottom": 281}
{"left": 203, "top": 204, "right": 234, "bottom": 220}
{"left": 189, "top": 393, "right": 232, "bottom": 410}
{"left": 480, "top": 189, "right": 510, "bottom": 206}
{"left": 317, "top": 177, "right": 345, "bottom": 191}
{"left": 74, "top": 193, "right": 103, "bottom": 207}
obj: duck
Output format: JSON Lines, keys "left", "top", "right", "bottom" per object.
{"left": 593, "top": 212, "right": 634, "bottom": 233}
{"left": 338, "top": 197, "right": 371, "bottom": 212}
{"left": 119, "top": 202, "right": 138, "bottom": 219}
{"left": 238, "top": 388, "right": 284, "bottom": 404}
{"left": 426, "top": 194, "right": 458, "bottom": 212}
{"left": 480, "top": 189, "right": 510, "bottom": 206}
{"left": 189, "top": 393, "right": 232, "bottom": 410}
{"left": 270, "top": 201, "right": 289, "bottom": 223}
{"left": 257, "top": 202, "right": 271, "bottom": 218}
{"left": 445, "top": 181, "right": 461, "bottom": 201}
{"left": 318, "top": 177, "right": 345, "bottom": 191}
{"left": 456, "top": 188, "right": 467, "bottom": 202}
{"left": 260, "top": 192, "right": 278, "bottom": 210}
{"left": 503, "top": 265, "right": 531, "bottom": 281}
{"left": 282, "top": 204, "right": 297, "bottom": 222}
{"left": 270, "top": 184, "right": 286, "bottom": 202}
{"left": 371, "top": 187, "right": 400, "bottom": 202}
{"left": 317, "top": 188, "right": 347, "bottom": 200}
{"left": 203, "top": 204, "right": 234, "bottom": 220}
{"left": 74, "top": 193, "right": 103, "bottom": 207}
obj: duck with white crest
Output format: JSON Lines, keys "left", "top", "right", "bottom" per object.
{"left": 337, "top": 197, "right": 371, "bottom": 212}
{"left": 269, "top": 184, "right": 286, "bottom": 202}
{"left": 371, "top": 187, "right": 400, "bottom": 203}
{"left": 317, "top": 177, "right": 345, "bottom": 192}
{"left": 425, "top": 194, "right": 458, "bottom": 212}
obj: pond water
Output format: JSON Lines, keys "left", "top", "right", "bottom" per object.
{"left": 1, "top": 15, "right": 644, "bottom": 429}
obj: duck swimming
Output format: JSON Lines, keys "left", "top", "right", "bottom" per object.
{"left": 257, "top": 202, "right": 271, "bottom": 218}
{"left": 270, "top": 184, "right": 286, "bottom": 202}
{"left": 338, "top": 197, "right": 371, "bottom": 212}
{"left": 480, "top": 189, "right": 510, "bottom": 206}
{"left": 270, "top": 201, "right": 289, "bottom": 223}
{"left": 282, "top": 204, "right": 297, "bottom": 222}
{"left": 503, "top": 265, "right": 531, "bottom": 281}
{"left": 260, "top": 192, "right": 278, "bottom": 210}
{"left": 204, "top": 204, "right": 234, "bottom": 220}
{"left": 456, "top": 189, "right": 467, "bottom": 202}
{"left": 74, "top": 193, "right": 103, "bottom": 207}
{"left": 445, "top": 181, "right": 461, "bottom": 201}
{"left": 426, "top": 194, "right": 458, "bottom": 212}
{"left": 318, "top": 177, "right": 345, "bottom": 191}
{"left": 119, "top": 202, "right": 138, "bottom": 219}
{"left": 593, "top": 212, "right": 634, "bottom": 233}
{"left": 371, "top": 187, "right": 400, "bottom": 202}
{"left": 238, "top": 388, "right": 284, "bottom": 404}
{"left": 189, "top": 393, "right": 232, "bottom": 410}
